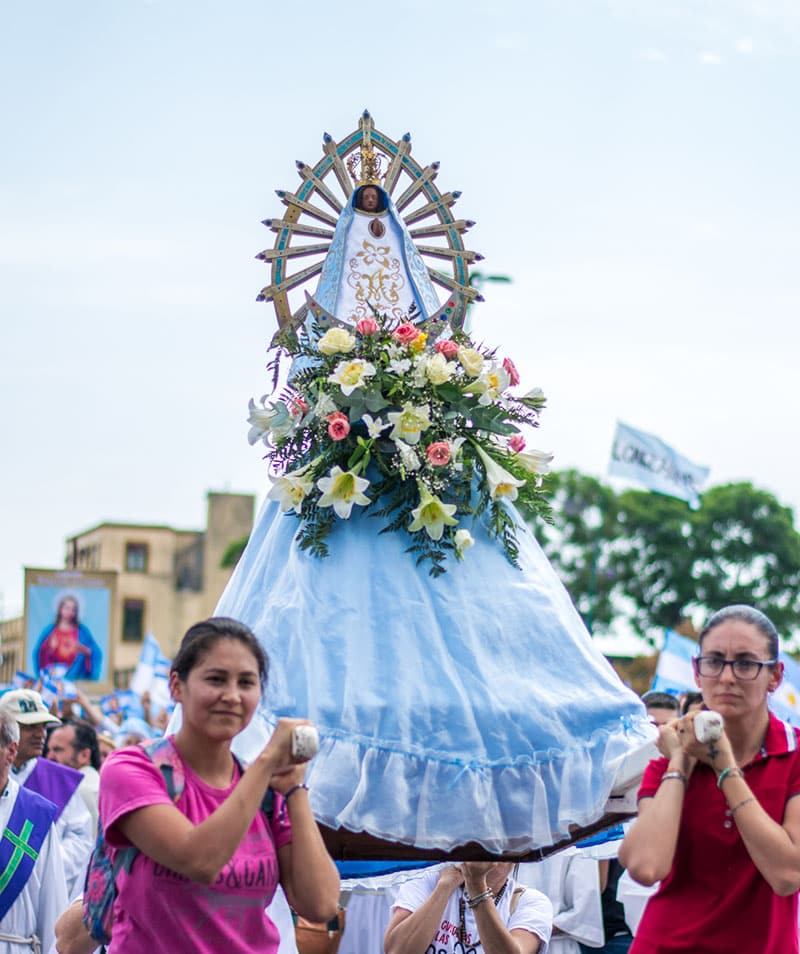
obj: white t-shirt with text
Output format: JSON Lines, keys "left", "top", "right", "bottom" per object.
{"left": 392, "top": 866, "right": 552, "bottom": 954}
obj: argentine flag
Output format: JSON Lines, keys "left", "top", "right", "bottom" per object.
{"left": 771, "top": 653, "right": 800, "bottom": 727}
{"left": 651, "top": 629, "right": 697, "bottom": 694}
{"left": 652, "top": 628, "right": 800, "bottom": 727}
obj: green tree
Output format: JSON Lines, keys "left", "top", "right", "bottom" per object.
{"left": 612, "top": 487, "right": 696, "bottom": 634}
{"left": 532, "top": 472, "right": 800, "bottom": 640}
{"left": 690, "top": 483, "right": 800, "bottom": 634}
{"left": 220, "top": 535, "right": 249, "bottom": 569}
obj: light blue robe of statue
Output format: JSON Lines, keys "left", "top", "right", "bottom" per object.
{"left": 216, "top": 496, "right": 651, "bottom": 854}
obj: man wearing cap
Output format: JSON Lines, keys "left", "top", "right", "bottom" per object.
{"left": 0, "top": 690, "right": 93, "bottom": 898}
{"left": 0, "top": 707, "right": 68, "bottom": 953}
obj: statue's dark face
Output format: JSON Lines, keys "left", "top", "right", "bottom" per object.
{"left": 360, "top": 187, "right": 380, "bottom": 212}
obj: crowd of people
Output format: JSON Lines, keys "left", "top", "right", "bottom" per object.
{"left": 2, "top": 605, "right": 800, "bottom": 953}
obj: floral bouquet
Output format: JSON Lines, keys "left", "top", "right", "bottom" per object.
{"left": 248, "top": 314, "right": 553, "bottom": 576}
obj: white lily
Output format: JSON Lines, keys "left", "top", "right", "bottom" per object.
{"left": 408, "top": 484, "right": 458, "bottom": 541}
{"left": 474, "top": 444, "right": 526, "bottom": 502}
{"left": 361, "top": 414, "right": 390, "bottom": 439}
{"left": 247, "top": 397, "right": 293, "bottom": 446}
{"left": 387, "top": 356, "right": 412, "bottom": 375}
{"left": 514, "top": 448, "right": 554, "bottom": 476}
{"left": 316, "top": 466, "right": 371, "bottom": 519}
{"left": 267, "top": 469, "right": 314, "bottom": 515}
{"left": 387, "top": 403, "right": 432, "bottom": 446}
{"left": 328, "top": 358, "right": 376, "bottom": 396}
{"left": 472, "top": 363, "right": 511, "bottom": 406}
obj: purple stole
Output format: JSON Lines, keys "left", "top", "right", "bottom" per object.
{"left": 23, "top": 759, "right": 82, "bottom": 821}
{"left": 0, "top": 785, "right": 57, "bottom": 920}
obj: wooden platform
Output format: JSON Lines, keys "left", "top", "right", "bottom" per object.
{"left": 320, "top": 810, "right": 634, "bottom": 864}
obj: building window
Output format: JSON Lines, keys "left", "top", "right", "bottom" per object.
{"left": 122, "top": 599, "right": 145, "bottom": 642}
{"left": 174, "top": 539, "right": 203, "bottom": 592}
{"left": 125, "top": 543, "right": 148, "bottom": 573}
{"left": 113, "top": 668, "right": 136, "bottom": 690}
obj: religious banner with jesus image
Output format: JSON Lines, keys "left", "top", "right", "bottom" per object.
{"left": 24, "top": 568, "right": 115, "bottom": 687}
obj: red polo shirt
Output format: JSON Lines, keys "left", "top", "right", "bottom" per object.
{"left": 631, "top": 712, "right": 800, "bottom": 954}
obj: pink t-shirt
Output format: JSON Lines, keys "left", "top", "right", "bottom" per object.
{"left": 99, "top": 740, "right": 292, "bottom": 954}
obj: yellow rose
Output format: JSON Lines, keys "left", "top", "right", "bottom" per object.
{"left": 458, "top": 346, "right": 484, "bottom": 377}
{"left": 410, "top": 332, "right": 428, "bottom": 354}
{"left": 318, "top": 327, "right": 357, "bottom": 356}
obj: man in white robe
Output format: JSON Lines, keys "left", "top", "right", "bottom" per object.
{"left": 517, "top": 848, "right": 604, "bottom": 953}
{"left": 0, "top": 692, "right": 93, "bottom": 898}
{"left": 0, "top": 709, "right": 68, "bottom": 954}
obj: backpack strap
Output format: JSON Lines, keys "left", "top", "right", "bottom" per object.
{"left": 139, "top": 736, "right": 186, "bottom": 802}
{"left": 139, "top": 741, "right": 275, "bottom": 819}
{"left": 261, "top": 785, "right": 275, "bottom": 821}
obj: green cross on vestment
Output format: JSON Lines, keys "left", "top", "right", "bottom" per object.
{"left": 0, "top": 820, "right": 39, "bottom": 893}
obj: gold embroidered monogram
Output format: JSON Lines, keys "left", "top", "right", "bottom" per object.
{"left": 346, "top": 239, "right": 406, "bottom": 320}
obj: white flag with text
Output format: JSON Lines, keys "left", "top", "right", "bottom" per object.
{"left": 609, "top": 421, "right": 709, "bottom": 508}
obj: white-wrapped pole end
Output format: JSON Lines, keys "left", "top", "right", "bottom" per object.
{"left": 292, "top": 724, "right": 319, "bottom": 762}
{"left": 694, "top": 710, "right": 723, "bottom": 743}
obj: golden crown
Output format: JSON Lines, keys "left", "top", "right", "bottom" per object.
{"left": 347, "top": 144, "right": 384, "bottom": 186}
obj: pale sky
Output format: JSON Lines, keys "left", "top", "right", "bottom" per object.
{"left": 2, "top": 0, "right": 799, "bottom": 619}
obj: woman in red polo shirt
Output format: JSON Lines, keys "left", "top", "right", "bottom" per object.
{"left": 620, "top": 605, "right": 800, "bottom": 954}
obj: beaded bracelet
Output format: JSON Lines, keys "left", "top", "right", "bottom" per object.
{"left": 660, "top": 771, "right": 687, "bottom": 786}
{"left": 716, "top": 767, "right": 745, "bottom": 789}
{"left": 284, "top": 782, "right": 309, "bottom": 801}
{"left": 466, "top": 889, "right": 494, "bottom": 909}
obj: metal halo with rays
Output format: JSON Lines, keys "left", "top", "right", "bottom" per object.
{"left": 256, "top": 109, "right": 483, "bottom": 335}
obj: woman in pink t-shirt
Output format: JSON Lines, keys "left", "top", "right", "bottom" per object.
{"left": 98, "top": 616, "right": 340, "bottom": 953}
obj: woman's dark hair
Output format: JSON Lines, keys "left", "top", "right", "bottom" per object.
{"left": 641, "top": 690, "right": 680, "bottom": 713}
{"left": 171, "top": 617, "right": 269, "bottom": 689}
{"left": 680, "top": 691, "right": 704, "bottom": 716}
{"left": 699, "top": 605, "right": 780, "bottom": 659}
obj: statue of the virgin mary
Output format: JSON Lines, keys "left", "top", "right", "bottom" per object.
{"left": 196, "top": 113, "right": 654, "bottom": 860}
{"left": 314, "top": 180, "right": 440, "bottom": 325}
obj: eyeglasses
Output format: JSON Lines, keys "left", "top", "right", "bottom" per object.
{"left": 694, "top": 656, "right": 777, "bottom": 681}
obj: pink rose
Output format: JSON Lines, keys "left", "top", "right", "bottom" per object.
{"left": 290, "top": 395, "right": 309, "bottom": 418}
{"left": 426, "top": 441, "right": 451, "bottom": 467}
{"left": 356, "top": 316, "right": 379, "bottom": 336}
{"left": 392, "top": 322, "right": 420, "bottom": 345}
{"left": 503, "top": 357, "right": 521, "bottom": 387}
{"left": 434, "top": 339, "right": 459, "bottom": 358}
{"left": 326, "top": 412, "right": 350, "bottom": 441}
{"left": 508, "top": 434, "right": 526, "bottom": 453}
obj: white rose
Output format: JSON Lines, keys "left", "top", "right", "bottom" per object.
{"left": 426, "top": 352, "right": 456, "bottom": 385}
{"left": 458, "top": 346, "right": 484, "bottom": 378}
{"left": 317, "top": 327, "right": 357, "bottom": 355}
